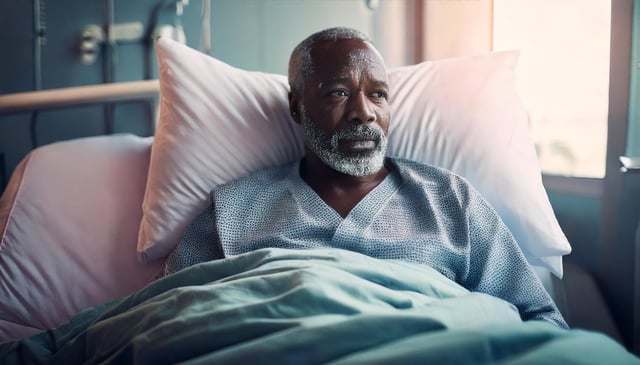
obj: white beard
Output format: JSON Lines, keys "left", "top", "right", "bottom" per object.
{"left": 300, "top": 106, "right": 387, "bottom": 177}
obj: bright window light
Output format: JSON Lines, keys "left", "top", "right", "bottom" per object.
{"left": 493, "top": 0, "right": 611, "bottom": 178}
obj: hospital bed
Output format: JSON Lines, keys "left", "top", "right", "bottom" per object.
{"left": 0, "top": 38, "right": 637, "bottom": 363}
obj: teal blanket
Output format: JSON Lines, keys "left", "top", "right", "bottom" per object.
{"left": 1, "top": 248, "right": 638, "bottom": 365}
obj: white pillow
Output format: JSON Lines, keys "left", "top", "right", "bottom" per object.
{"left": 139, "top": 37, "right": 571, "bottom": 277}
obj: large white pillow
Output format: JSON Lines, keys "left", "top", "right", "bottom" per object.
{"left": 138, "top": 37, "right": 571, "bottom": 277}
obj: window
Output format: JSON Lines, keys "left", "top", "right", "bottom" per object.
{"left": 493, "top": 0, "right": 611, "bottom": 178}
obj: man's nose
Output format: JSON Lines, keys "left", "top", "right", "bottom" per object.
{"left": 347, "top": 92, "right": 376, "bottom": 124}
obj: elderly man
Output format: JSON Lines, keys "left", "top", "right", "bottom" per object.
{"left": 163, "top": 27, "right": 567, "bottom": 329}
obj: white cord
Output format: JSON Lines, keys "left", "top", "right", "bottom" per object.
{"left": 201, "top": 0, "right": 212, "bottom": 54}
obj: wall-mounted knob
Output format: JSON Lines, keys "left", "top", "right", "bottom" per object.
{"left": 78, "top": 22, "right": 143, "bottom": 65}
{"left": 79, "top": 25, "right": 103, "bottom": 65}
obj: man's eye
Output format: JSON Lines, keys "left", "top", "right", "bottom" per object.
{"left": 330, "top": 90, "right": 348, "bottom": 97}
{"left": 372, "top": 91, "right": 388, "bottom": 99}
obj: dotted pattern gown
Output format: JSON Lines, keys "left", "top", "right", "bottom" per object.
{"left": 164, "top": 157, "right": 568, "bottom": 328}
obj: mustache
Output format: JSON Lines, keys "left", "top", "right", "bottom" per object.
{"left": 330, "top": 124, "right": 384, "bottom": 148}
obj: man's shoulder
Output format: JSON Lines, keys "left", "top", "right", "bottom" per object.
{"left": 212, "top": 161, "right": 299, "bottom": 226}
{"left": 389, "top": 157, "right": 480, "bottom": 206}
{"left": 216, "top": 161, "right": 297, "bottom": 193}
{"left": 389, "top": 157, "right": 466, "bottom": 185}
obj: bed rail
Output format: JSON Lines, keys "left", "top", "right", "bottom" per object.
{"left": 0, "top": 80, "right": 159, "bottom": 116}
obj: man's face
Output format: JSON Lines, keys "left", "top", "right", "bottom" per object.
{"left": 297, "top": 39, "right": 390, "bottom": 177}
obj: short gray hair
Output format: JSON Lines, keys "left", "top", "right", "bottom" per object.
{"left": 288, "top": 27, "right": 371, "bottom": 95}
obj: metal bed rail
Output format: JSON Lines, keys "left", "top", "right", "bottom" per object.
{"left": 0, "top": 80, "right": 159, "bottom": 116}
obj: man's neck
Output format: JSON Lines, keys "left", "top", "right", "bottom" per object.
{"left": 299, "top": 154, "right": 389, "bottom": 218}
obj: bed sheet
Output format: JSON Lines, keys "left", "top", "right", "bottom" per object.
{"left": 1, "top": 248, "right": 637, "bottom": 365}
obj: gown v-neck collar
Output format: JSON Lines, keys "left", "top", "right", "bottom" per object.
{"left": 286, "top": 160, "right": 403, "bottom": 244}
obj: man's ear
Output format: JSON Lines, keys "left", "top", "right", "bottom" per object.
{"left": 288, "top": 91, "right": 301, "bottom": 124}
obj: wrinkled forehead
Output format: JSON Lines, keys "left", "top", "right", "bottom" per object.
{"left": 308, "top": 39, "right": 387, "bottom": 84}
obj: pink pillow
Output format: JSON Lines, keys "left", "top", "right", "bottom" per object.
{"left": 0, "top": 134, "right": 162, "bottom": 341}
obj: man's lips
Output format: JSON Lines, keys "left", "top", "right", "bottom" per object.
{"left": 340, "top": 139, "right": 377, "bottom": 152}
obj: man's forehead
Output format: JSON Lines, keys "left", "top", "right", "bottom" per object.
{"left": 311, "top": 39, "right": 380, "bottom": 63}
{"left": 309, "top": 39, "right": 387, "bottom": 80}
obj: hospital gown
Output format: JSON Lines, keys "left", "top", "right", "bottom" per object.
{"left": 164, "top": 157, "right": 568, "bottom": 328}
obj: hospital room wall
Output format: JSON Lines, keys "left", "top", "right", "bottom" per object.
{"left": 0, "top": 0, "right": 173, "bottom": 188}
